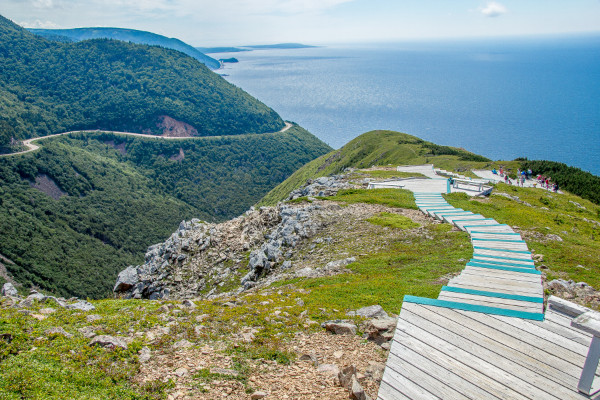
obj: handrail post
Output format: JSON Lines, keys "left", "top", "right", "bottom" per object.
{"left": 572, "top": 312, "right": 600, "bottom": 395}
{"left": 578, "top": 336, "right": 600, "bottom": 395}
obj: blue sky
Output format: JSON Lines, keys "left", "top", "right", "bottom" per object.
{"left": 2, "top": 0, "right": 600, "bottom": 46}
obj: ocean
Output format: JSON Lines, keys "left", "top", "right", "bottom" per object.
{"left": 217, "top": 35, "right": 600, "bottom": 175}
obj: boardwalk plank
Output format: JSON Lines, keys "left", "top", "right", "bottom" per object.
{"left": 406, "top": 305, "right": 584, "bottom": 391}
{"left": 395, "top": 310, "right": 562, "bottom": 400}
{"left": 437, "top": 291, "right": 542, "bottom": 313}
{"left": 386, "top": 352, "right": 472, "bottom": 400}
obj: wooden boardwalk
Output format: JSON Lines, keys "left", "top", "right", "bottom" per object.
{"left": 378, "top": 192, "right": 600, "bottom": 399}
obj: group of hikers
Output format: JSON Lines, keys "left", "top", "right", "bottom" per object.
{"left": 491, "top": 167, "right": 559, "bottom": 192}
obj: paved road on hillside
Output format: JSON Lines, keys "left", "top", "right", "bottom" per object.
{"left": 0, "top": 122, "right": 293, "bottom": 158}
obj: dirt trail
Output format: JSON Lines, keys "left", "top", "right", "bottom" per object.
{"left": 0, "top": 122, "right": 293, "bottom": 158}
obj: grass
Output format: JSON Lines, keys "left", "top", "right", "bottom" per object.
{"left": 445, "top": 185, "right": 600, "bottom": 290}
{"left": 367, "top": 212, "right": 420, "bottom": 229}
{"left": 281, "top": 223, "right": 470, "bottom": 315}
{"left": 327, "top": 188, "right": 417, "bottom": 210}
{"left": 352, "top": 170, "right": 426, "bottom": 179}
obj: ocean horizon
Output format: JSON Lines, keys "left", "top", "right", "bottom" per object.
{"left": 218, "top": 34, "right": 600, "bottom": 175}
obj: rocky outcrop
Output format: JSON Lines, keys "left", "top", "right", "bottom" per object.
{"left": 4, "top": 289, "right": 95, "bottom": 312}
{"left": 546, "top": 279, "right": 600, "bottom": 309}
{"left": 288, "top": 175, "right": 353, "bottom": 200}
{"left": 113, "top": 202, "right": 336, "bottom": 300}
{"left": 2, "top": 283, "right": 17, "bottom": 297}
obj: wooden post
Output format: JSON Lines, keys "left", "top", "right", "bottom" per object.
{"left": 572, "top": 312, "right": 600, "bottom": 395}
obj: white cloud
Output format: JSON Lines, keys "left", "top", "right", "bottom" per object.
{"left": 18, "top": 19, "right": 60, "bottom": 28}
{"left": 480, "top": 2, "right": 507, "bottom": 18}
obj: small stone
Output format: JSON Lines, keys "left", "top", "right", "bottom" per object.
{"left": 30, "top": 314, "right": 46, "bottom": 320}
{"left": 322, "top": 320, "right": 357, "bottom": 335}
{"left": 338, "top": 365, "right": 357, "bottom": 389}
{"left": 181, "top": 299, "right": 196, "bottom": 309}
{"left": 89, "top": 335, "right": 128, "bottom": 349}
{"left": 210, "top": 367, "right": 239, "bottom": 377}
{"left": 380, "top": 342, "right": 391, "bottom": 351}
{"left": 175, "top": 367, "right": 188, "bottom": 377}
{"left": 251, "top": 391, "right": 268, "bottom": 400}
{"left": 45, "top": 327, "right": 73, "bottom": 338}
{"left": 86, "top": 314, "right": 102, "bottom": 323}
{"left": 172, "top": 339, "right": 192, "bottom": 349}
{"left": 333, "top": 350, "right": 344, "bottom": 359}
{"left": 39, "top": 308, "right": 56, "bottom": 315}
{"left": 78, "top": 326, "right": 97, "bottom": 338}
{"left": 350, "top": 375, "right": 370, "bottom": 400}
{"left": 66, "top": 300, "right": 95, "bottom": 312}
{"left": 317, "top": 363, "right": 340, "bottom": 376}
{"left": 139, "top": 346, "right": 152, "bottom": 363}
{"left": 196, "top": 314, "right": 210, "bottom": 322}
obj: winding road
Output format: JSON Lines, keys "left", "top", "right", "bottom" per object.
{"left": 0, "top": 122, "right": 293, "bottom": 158}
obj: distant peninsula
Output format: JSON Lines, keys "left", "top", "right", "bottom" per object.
{"left": 29, "top": 27, "right": 221, "bottom": 69}
{"left": 198, "top": 43, "right": 317, "bottom": 54}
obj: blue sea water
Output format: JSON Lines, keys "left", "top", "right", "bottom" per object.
{"left": 218, "top": 35, "right": 600, "bottom": 175}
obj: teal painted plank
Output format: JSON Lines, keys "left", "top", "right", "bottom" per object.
{"left": 464, "top": 224, "right": 509, "bottom": 228}
{"left": 471, "top": 258, "right": 535, "bottom": 268}
{"left": 467, "top": 262, "right": 541, "bottom": 274}
{"left": 469, "top": 231, "right": 520, "bottom": 235}
{"left": 468, "top": 260, "right": 535, "bottom": 271}
{"left": 473, "top": 246, "right": 531, "bottom": 254}
{"left": 438, "top": 212, "right": 474, "bottom": 216}
{"left": 453, "top": 218, "right": 493, "bottom": 222}
{"left": 403, "top": 295, "right": 545, "bottom": 321}
{"left": 471, "top": 238, "right": 526, "bottom": 243}
{"left": 472, "top": 253, "right": 535, "bottom": 263}
{"left": 441, "top": 286, "right": 544, "bottom": 303}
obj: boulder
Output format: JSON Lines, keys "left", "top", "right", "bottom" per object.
{"left": 322, "top": 320, "right": 357, "bottom": 335}
{"left": 113, "top": 266, "right": 139, "bottom": 292}
{"left": 2, "top": 283, "right": 17, "bottom": 297}
{"left": 362, "top": 317, "right": 397, "bottom": 345}
{"left": 89, "top": 335, "right": 128, "bottom": 349}
{"left": 350, "top": 375, "right": 371, "bottom": 400}
{"left": 347, "top": 305, "right": 388, "bottom": 319}
{"left": 338, "top": 365, "right": 357, "bottom": 389}
{"left": 325, "top": 257, "right": 356, "bottom": 269}
{"left": 67, "top": 300, "right": 95, "bottom": 312}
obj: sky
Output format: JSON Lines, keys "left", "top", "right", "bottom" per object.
{"left": 2, "top": 0, "right": 600, "bottom": 46}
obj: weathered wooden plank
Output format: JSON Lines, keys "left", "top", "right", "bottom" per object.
{"left": 463, "top": 266, "right": 541, "bottom": 281}
{"left": 408, "top": 305, "right": 585, "bottom": 391}
{"left": 460, "top": 269, "right": 541, "bottom": 285}
{"left": 381, "top": 363, "right": 440, "bottom": 400}
{"left": 377, "top": 380, "right": 412, "bottom": 400}
{"left": 386, "top": 352, "right": 472, "bottom": 400}
{"left": 447, "top": 282, "right": 542, "bottom": 297}
{"left": 474, "top": 249, "right": 533, "bottom": 260}
{"left": 489, "top": 314, "right": 593, "bottom": 358}
{"left": 441, "top": 285, "right": 543, "bottom": 303}
{"left": 449, "top": 278, "right": 542, "bottom": 296}
{"left": 396, "top": 308, "right": 563, "bottom": 400}
{"left": 455, "top": 309, "right": 587, "bottom": 367}
{"left": 437, "top": 291, "right": 542, "bottom": 313}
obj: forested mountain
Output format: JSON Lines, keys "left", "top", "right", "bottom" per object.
{"left": 0, "top": 126, "right": 330, "bottom": 298}
{"left": 0, "top": 15, "right": 284, "bottom": 150}
{"left": 29, "top": 27, "right": 221, "bottom": 69}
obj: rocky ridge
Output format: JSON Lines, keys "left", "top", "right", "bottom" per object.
{"left": 114, "top": 174, "right": 360, "bottom": 300}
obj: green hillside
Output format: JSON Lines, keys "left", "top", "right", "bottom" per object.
{"left": 0, "top": 126, "right": 330, "bottom": 298}
{"left": 0, "top": 15, "right": 284, "bottom": 150}
{"left": 260, "top": 130, "right": 492, "bottom": 205}
{"left": 29, "top": 27, "right": 221, "bottom": 69}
